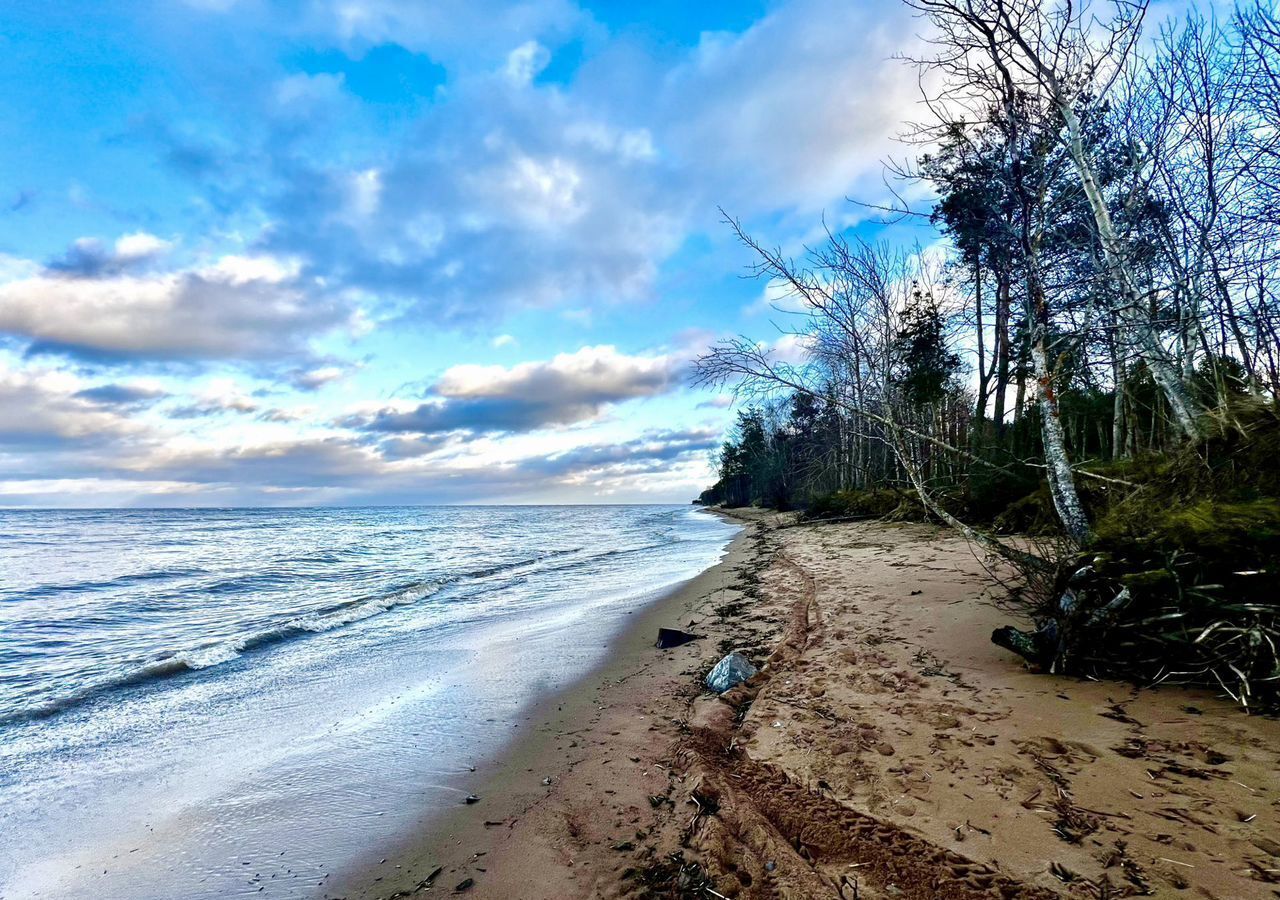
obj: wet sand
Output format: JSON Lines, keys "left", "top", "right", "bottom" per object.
{"left": 338, "top": 511, "right": 1280, "bottom": 899}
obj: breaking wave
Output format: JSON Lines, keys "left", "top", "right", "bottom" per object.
{"left": 0, "top": 546, "right": 593, "bottom": 728}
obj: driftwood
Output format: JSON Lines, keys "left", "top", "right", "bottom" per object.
{"left": 656, "top": 628, "right": 702, "bottom": 649}
{"left": 992, "top": 563, "right": 1133, "bottom": 673}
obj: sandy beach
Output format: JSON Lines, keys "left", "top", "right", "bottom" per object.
{"left": 338, "top": 511, "right": 1280, "bottom": 899}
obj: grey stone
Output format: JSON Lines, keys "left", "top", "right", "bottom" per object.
{"left": 705, "top": 652, "right": 758, "bottom": 693}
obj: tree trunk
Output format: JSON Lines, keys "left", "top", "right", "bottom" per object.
{"left": 1026, "top": 260, "right": 1092, "bottom": 544}
{"left": 991, "top": 275, "right": 1011, "bottom": 438}
{"left": 973, "top": 261, "right": 992, "bottom": 425}
{"left": 1111, "top": 353, "right": 1127, "bottom": 462}
{"left": 1031, "top": 332, "right": 1092, "bottom": 544}
{"left": 1057, "top": 99, "right": 1201, "bottom": 440}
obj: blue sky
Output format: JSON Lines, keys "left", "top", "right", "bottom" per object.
{"left": 0, "top": 0, "right": 928, "bottom": 506}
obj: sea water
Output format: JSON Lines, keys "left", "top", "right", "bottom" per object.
{"left": 0, "top": 505, "right": 738, "bottom": 899}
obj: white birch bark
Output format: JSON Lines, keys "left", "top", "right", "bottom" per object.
{"left": 1030, "top": 330, "right": 1093, "bottom": 544}
{"left": 1057, "top": 100, "right": 1203, "bottom": 439}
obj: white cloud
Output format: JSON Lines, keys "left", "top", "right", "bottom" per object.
{"left": 113, "top": 232, "right": 173, "bottom": 264}
{"left": 697, "top": 394, "right": 734, "bottom": 409}
{"left": 435, "top": 345, "right": 676, "bottom": 401}
{"left": 289, "top": 365, "right": 349, "bottom": 390}
{"left": 258, "top": 406, "right": 314, "bottom": 423}
{"left": 0, "top": 0, "right": 923, "bottom": 507}
{"left": 249, "top": 0, "right": 919, "bottom": 328}
{"left": 271, "top": 72, "right": 351, "bottom": 123}
{"left": 0, "top": 344, "right": 716, "bottom": 504}
{"left": 344, "top": 168, "right": 384, "bottom": 221}
{"left": 746, "top": 277, "right": 815, "bottom": 316}
{"left": 314, "top": 0, "right": 587, "bottom": 70}
{"left": 0, "top": 250, "right": 355, "bottom": 361}
{"left": 497, "top": 155, "right": 585, "bottom": 228}
{"left": 46, "top": 232, "right": 173, "bottom": 276}
{"left": 358, "top": 345, "right": 685, "bottom": 434}
{"left": 170, "top": 379, "right": 261, "bottom": 417}
{"left": 0, "top": 254, "right": 38, "bottom": 281}
{"left": 0, "top": 366, "right": 147, "bottom": 446}
{"left": 199, "top": 253, "right": 300, "bottom": 284}
{"left": 768, "top": 332, "right": 816, "bottom": 365}
{"left": 564, "top": 122, "right": 657, "bottom": 162}
{"left": 663, "top": 0, "right": 921, "bottom": 214}
{"left": 504, "top": 40, "right": 551, "bottom": 85}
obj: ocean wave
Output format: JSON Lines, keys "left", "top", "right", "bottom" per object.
{"left": 0, "top": 581, "right": 446, "bottom": 728}
{"left": 1, "top": 567, "right": 208, "bottom": 603}
{"left": 0, "top": 547, "right": 589, "bottom": 728}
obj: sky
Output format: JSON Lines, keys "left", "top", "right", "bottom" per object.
{"left": 0, "top": 0, "right": 930, "bottom": 507}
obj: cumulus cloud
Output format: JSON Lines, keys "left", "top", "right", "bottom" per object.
{"left": 241, "top": 0, "right": 915, "bottom": 329}
{"left": 504, "top": 40, "right": 551, "bottom": 85}
{"left": 115, "top": 425, "right": 715, "bottom": 504}
{"left": 131, "top": 437, "right": 389, "bottom": 490}
{"left": 661, "top": 0, "right": 921, "bottom": 215}
{"left": 257, "top": 407, "right": 312, "bottom": 423}
{"left": 357, "top": 345, "right": 684, "bottom": 435}
{"left": 0, "top": 368, "right": 146, "bottom": 449}
{"left": 746, "top": 277, "right": 817, "bottom": 317}
{"left": 0, "top": 358, "right": 714, "bottom": 505}
{"left": 273, "top": 72, "right": 349, "bottom": 117}
{"left": 113, "top": 232, "right": 173, "bottom": 262}
{"left": 126, "top": 0, "right": 919, "bottom": 337}
{"left": 372, "top": 433, "right": 456, "bottom": 460}
{"left": 0, "top": 0, "right": 922, "bottom": 506}
{"left": 530, "top": 427, "right": 719, "bottom": 477}
{"left": 767, "top": 332, "right": 816, "bottom": 366}
{"left": 697, "top": 395, "right": 734, "bottom": 410}
{"left": 46, "top": 232, "right": 174, "bottom": 277}
{"left": 309, "top": 0, "right": 587, "bottom": 69}
{"left": 0, "top": 251, "right": 358, "bottom": 362}
{"left": 258, "top": 78, "right": 683, "bottom": 323}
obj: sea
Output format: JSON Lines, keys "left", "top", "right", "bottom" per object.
{"left": 0, "top": 505, "right": 738, "bottom": 899}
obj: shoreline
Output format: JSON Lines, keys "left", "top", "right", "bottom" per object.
{"left": 329, "top": 508, "right": 758, "bottom": 899}
{"left": 337, "top": 511, "right": 1280, "bottom": 900}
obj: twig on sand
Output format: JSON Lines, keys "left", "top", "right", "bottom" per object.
{"left": 1074, "top": 805, "right": 1132, "bottom": 820}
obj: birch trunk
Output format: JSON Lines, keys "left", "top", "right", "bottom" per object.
{"left": 1057, "top": 101, "right": 1202, "bottom": 440}
{"left": 1030, "top": 329, "right": 1093, "bottom": 544}
{"left": 1111, "top": 350, "right": 1127, "bottom": 462}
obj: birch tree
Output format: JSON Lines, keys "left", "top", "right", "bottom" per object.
{"left": 907, "top": 0, "right": 1205, "bottom": 439}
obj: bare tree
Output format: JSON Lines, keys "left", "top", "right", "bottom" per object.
{"left": 695, "top": 221, "right": 1051, "bottom": 570}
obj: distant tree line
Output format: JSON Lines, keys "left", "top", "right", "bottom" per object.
{"left": 696, "top": 0, "right": 1280, "bottom": 707}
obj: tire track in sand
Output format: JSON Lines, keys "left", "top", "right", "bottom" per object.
{"left": 674, "top": 540, "right": 1061, "bottom": 900}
